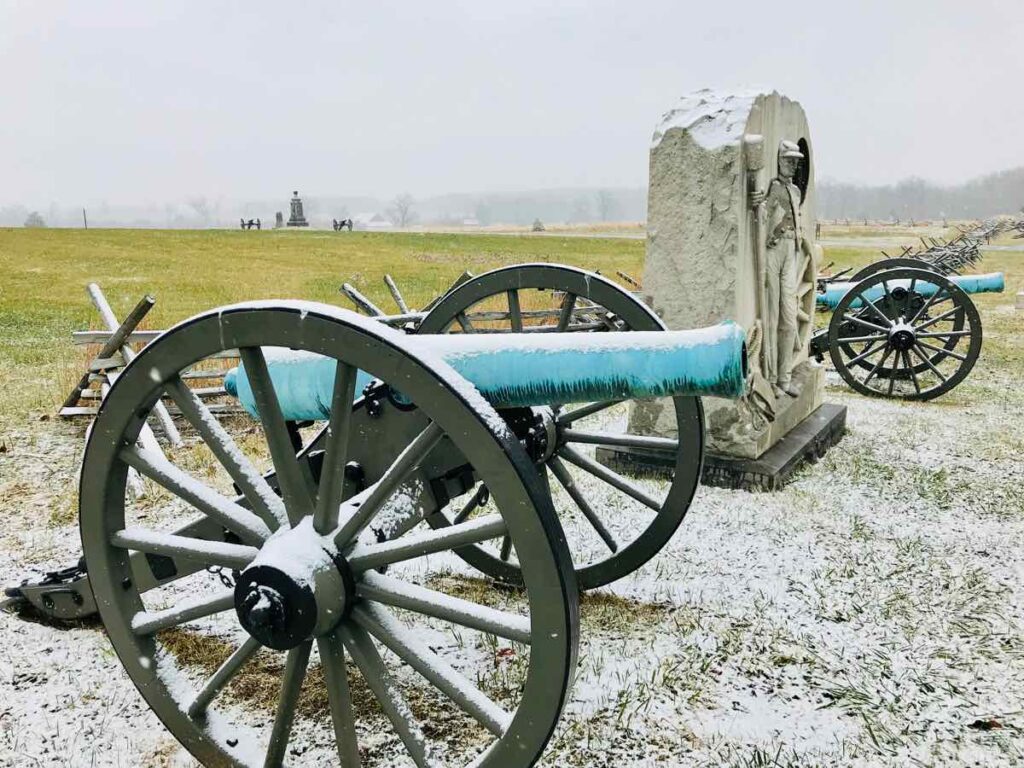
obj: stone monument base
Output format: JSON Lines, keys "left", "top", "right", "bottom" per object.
{"left": 596, "top": 403, "right": 847, "bottom": 493}
{"left": 705, "top": 361, "right": 825, "bottom": 459}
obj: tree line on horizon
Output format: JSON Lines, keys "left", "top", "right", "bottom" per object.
{"left": 3, "top": 166, "right": 1022, "bottom": 229}
{"left": 817, "top": 166, "right": 1024, "bottom": 222}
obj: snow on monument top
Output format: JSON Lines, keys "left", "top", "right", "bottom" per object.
{"left": 652, "top": 88, "right": 769, "bottom": 150}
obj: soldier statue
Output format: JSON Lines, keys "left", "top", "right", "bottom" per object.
{"left": 752, "top": 140, "right": 806, "bottom": 398}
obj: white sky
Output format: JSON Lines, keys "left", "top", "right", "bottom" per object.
{"left": 2, "top": 0, "right": 1022, "bottom": 207}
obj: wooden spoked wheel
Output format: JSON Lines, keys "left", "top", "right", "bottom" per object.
{"left": 80, "top": 303, "right": 578, "bottom": 767}
{"left": 416, "top": 264, "right": 705, "bottom": 590}
{"left": 828, "top": 268, "right": 982, "bottom": 401}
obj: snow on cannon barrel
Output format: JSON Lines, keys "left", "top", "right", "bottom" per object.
{"left": 224, "top": 322, "right": 750, "bottom": 420}
{"left": 817, "top": 271, "right": 1005, "bottom": 310}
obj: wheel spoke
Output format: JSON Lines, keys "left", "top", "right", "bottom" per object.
{"left": 165, "top": 376, "right": 288, "bottom": 531}
{"left": 836, "top": 333, "right": 888, "bottom": 345}
{"left": 354, "top": 603, "right": 511, "bottom": 735}
{"left": 917, "top": 329, "right": 973, "bottom": 340}
{"left": 347, "top": 513, "right": 507, "bottom": 572}
{"left": 887, "top": 349, "right": 901, "bottom": 396}
{"left": 862, "top": 346, "right": 894, "bottom": 387}
{"left": 507, "top": 290, "right": 523, "bottom": 332}
{"left": 904, "top": 351, "right": 922, "bottom": 394}
{"left": 558, "top": 445, "right": 662, "bottom": 512}
{"left": 452, "top": 485, "right": 488, "bottom": 525}
{"left": 263, "top": 641, "right": 312, "bottom": 767}
{"left": 859, "top": 294, "right": 893, "bottom": 327}
{"left": 560, "top": 428, "right": 679, "bottom": 452}
{"left": 917, "top": 339, "right": 967, "bottom": 361}
{"left": 358, "top": 571, "right": 531, "bottom": 644}
{"left": 556, "top": 399, "right": 623, "bottom": 425}
{"left": 314, "top": 362, "right": 359, "bottom": 534}
{"left": 881, "top": 279, "right": 894, "bottom": 313}
{"left": 909, "top": 289, "right": 948, "bottom": 324}
{"left": 556, "top": 293, "right": 577, "bottom": 332}
{"left": 239, "top": 346, "right": 315, "bottom": 525}
{"left": 132, "top": 590, "right": 235, "bottom": 635}
{"left": 455, "top": 311, "right": 475, "bottom": 333}
{"left": 915, "top": 305, "right": 961, "bottom": 332}
{"left": 498, "top": 535, "right": 513, "bottom": 561}
{"left": 120, "top": 446, "right": 270, "bottom": 545}
{"left": 340, "top": 623, "right": 433, "bottom": 768}
{"left": 189, "top": 636, "right": 261, "bottom": 717}
{"left": 335, "top": 422, "right": 444, "bottom": 548}
{"left": 844, "top": 342, "right": 886, "bottom": 367}
{"left": 904, "top": 278, "right": 916, "bottom": 318}
{"left": 911, "top": 344, "right": 948, "bottom": 382}
{"left": 111, "top": 527, "right": 258, "bottom": 570}
{"left": 317, "top": 633, "right": 362, "bottom": 767}
{"left": 548, "top": 457, "right": 618, "bottom": 553}
{"left": 843, "top": 313, "right": 889, "bottom": 334}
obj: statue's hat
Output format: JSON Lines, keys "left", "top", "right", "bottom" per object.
{"left": 778, "top": 140, "right": 804, "bottom": 160}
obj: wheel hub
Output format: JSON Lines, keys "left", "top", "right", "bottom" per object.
{"left": 234, "top": 519, "right": 353, "bottom": 650}
{"left": 888, "top": 320, "right": 916, "bottom": 352}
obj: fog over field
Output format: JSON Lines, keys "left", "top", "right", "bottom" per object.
{"left": 2, "top": 1, "right": 1022, "bottom": 227}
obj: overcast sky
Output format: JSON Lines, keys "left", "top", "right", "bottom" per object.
{"left": 3, "top": 0, "right": 1022, "bottom": 208}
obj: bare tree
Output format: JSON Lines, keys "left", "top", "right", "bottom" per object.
{"left": 0, "top": 204, "right": 28, "bottom": 226}
{"left": 388, "top": 194, "right": 416, "bottom": 228}
{"left": 186, "top": 196, "right": 212, "bottom": 227}
{"left": 24, "top": 211, "right": 46, "bottom": 228}
{"left": 595, "top": 189, "right": 617, "bottom": 222}
{"left": 570, "top": 195, "right": 592, "bottom": 224}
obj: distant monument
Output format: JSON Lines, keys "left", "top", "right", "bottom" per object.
{"left": 287, "top": 191, "right": 309, "bottom": 227}
{"left": 275, "top": 211, "right": 284, "bottom": 229}
{"left": 603, "top": 89, "right": 845, "bottom": 490}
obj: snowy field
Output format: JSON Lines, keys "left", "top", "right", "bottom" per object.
{"left": 0, "top": 244, "right": 1021, "bottom": 767}
{"left": 3, "top": 361, "right": 1022, "bottom": 767}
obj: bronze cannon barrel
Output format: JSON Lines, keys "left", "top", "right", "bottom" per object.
{"left": 225, "top": 321, "right": 748, "bottom": 420}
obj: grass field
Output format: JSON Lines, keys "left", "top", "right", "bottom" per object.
{"left": 1, "top": 226, "right": 1022, "bottom": 767}
{"left": 0, "top": 228, "right": 646, "bottom": 421}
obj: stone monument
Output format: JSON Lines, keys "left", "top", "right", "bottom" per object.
{"left": 275, "top": 211, "right": 284, "bottom": 229}
{"left": 604, "top": 89, "right": 845, "bottom": 490}
{"left": 286, "top": 191, "right": 309, "bottom": 227}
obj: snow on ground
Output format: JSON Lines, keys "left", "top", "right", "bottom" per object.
{"left": 1, "top": 355, "right": 1023, "bottom": 766}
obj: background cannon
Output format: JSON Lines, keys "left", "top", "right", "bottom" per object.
{"left": 811, "top": 267, "right": 1002, "bottom": 399}
{"left": 6, "top": 266, "right": 748, "bottom": 767}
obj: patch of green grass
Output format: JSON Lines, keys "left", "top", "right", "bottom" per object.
{"left": 0, "top": 228, "right": 644, "bottom": 423}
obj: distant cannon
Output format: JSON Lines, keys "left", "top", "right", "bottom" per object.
{"left": 811, "top": 267, "right": 1004, "bottom": 400}
{"left": 816, "top": 271, "right": 1005, "bottom": 310}
{"left": 6, "top": 264, "right": 749, "bottom": 767}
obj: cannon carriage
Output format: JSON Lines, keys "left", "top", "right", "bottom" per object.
{"left": 6, "top": 264, "right": 748, "bottom": 767}
{"left": 811, "top": 263, "right": 1003, "bottom": 400}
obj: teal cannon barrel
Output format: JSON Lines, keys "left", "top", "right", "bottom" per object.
{"left": 817, "top": 271, "right": 1005, "bottom": 310}
{"left": 224, "top": 322, "right": 748, "bottom": 420}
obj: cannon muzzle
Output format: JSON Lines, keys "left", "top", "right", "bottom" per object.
{"left": 817, "top": 271, "right": 1004, "bottom": 310}
{"left": 225, "top": 322, "right": 748, "bottom": 420}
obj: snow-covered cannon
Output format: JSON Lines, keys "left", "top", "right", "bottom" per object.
{"left": 811, "top": 267, "right": 1003, "bottom": 400}
{"left": 223, "top": 325, "right": 746, "bottom": 415}
{"left": 10, "top": 265, "right": 750, "bottom": 767}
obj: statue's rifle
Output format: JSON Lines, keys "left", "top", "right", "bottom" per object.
{"left": 744, "top": 134, "right": 769, "bottom": 379}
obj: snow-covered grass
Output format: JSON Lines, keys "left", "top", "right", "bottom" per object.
{"left": 1, "top": 238, "right": 1021, "bottom": 766}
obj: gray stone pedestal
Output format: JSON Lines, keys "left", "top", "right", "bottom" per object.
{"left": 598, "top": 403, "right": 847, "bottom": 492}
